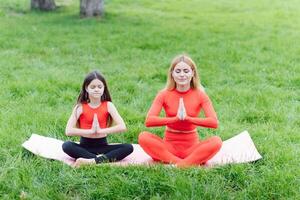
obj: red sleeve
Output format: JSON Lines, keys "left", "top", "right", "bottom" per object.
{"left": 186, "top": 91, "right": 218, "bottom": 129}
{"left": 145, "top": 91, "right": 178, "bottom": 127}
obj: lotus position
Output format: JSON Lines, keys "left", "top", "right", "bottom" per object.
{"left": 138, "top": 55, "right": 222, "bottom": 167}
{"left": 62, "top": 71, "right": 133, "bottom": 167}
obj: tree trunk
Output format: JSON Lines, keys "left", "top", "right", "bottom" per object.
{"left": 80, "top": 0, "right": 104, "bottom": 17}
{"left": 31, "top": 0, "right": 56, "bottom": 11}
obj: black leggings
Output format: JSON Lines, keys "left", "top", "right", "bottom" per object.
{"left": 62, "top": 137, "right": 133, "bottom": 164}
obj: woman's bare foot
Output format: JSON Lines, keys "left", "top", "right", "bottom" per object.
{"left": 73, "top": 158, "right": 96, "bottom": 168}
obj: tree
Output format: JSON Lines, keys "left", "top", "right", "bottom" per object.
{"left": 80, "top": 0, "right": 104, "bottom": 17}
{"left": 31, "top": 0, "right": 56, "bottom": 11}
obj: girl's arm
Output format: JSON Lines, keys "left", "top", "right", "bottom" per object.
{"left": 96, "top": 102, "right": 127, "bottom": 135}
{"left": 185, "top": 92, "right": 219, "bottom": 129}
{"left": 65, "top": 104, "right": 95, "bottom": 137}
{"left": 145, "top": 91, "right": 178, "bottom": 127}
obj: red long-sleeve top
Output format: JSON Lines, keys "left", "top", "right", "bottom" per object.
{"left": 145, "top": 88, "right": 218, "bottom": 131}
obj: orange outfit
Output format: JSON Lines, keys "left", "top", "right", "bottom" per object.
{"left": 138, "top": 88, "right": 222, "bottom": 166}
{"left": 79, "top": 101, "right": 109, "bottom": 129}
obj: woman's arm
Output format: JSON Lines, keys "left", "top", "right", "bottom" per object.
{"left": 96, "top": 102, "right": 127, "bottom": 135}
{"left": 145, "top": 91, "right": 178, "bottom": 127}
{"left": 185, "top": 92, "right": 218, "bottom": 129}
{"left": 65, "top": 104, "right": 95, "bottom": 137}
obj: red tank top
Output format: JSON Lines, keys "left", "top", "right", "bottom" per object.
{"left": 79, "top": 101, "right": 109, "bottom": 129}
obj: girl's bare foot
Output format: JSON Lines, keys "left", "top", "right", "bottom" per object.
{"left": 74, "top": 158, "right": 96, "bottom": 168}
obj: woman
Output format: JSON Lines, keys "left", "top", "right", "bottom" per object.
{"left": 138, "top": 55, "right": 222, "bottom": 167}
{"left": 62, "top": 71, "right": 133, "bottom": 167}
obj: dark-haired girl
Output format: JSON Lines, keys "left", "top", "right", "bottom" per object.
{"left": 62, "top": 71, "right": 133, "bottom": 167}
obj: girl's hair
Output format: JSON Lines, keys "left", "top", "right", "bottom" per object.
{"left": 77, "top": 71, "right": 113, "bottom": 126}
{"left": 165, "top": 54, "right": 202, "bottom": 90}
{"left": 77, "top": 71, "right": 112, "bottom": 104}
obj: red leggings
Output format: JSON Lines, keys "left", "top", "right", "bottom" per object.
{"left": 138, "top": 131, "right": 222, "bottom": 166}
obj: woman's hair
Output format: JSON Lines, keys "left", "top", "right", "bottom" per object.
{"left": 77, "top": 71, "right": 113, "bottom": 126}
{"left": 165, "top": 54, "right": 202, "bottom": 90}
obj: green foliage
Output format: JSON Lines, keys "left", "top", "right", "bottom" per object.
{"left": 0, "top": 0, "right": 299, "bottom": 199}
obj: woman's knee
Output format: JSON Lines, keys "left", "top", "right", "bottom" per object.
{"left": 138, "top": 131, "right": 152, "bottom": 145}
{"left": 211, "top": 136, "right": 222, "bottom": 151}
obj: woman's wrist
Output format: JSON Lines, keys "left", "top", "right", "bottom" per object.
{"left": 170, "top": 116, "right": 180, "bottom": 123}
{"left": 185, "top": 116, "right": 192, "bottom": 121}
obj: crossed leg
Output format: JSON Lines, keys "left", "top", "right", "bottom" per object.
{"left": 62, "top": 141, "right": 133, "bottom": 167}
{"left": 139, "top": 132, "right": 222, "bottom": 167}
{"left": 138, "top": 131, "right": 182, "bottom": 164}
{"left": 177, "top": 136, "right": 222, "bottom": 167}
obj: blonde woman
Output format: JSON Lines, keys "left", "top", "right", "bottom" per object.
{"left": 138, "top": 55, "right": 222, "bottom": 167}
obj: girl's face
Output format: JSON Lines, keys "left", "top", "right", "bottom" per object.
{"left": 172, "top": 61, "right": 194, "bottom": 86}
{"left": 86, "top": 79, "right": 105, "bottom": 99}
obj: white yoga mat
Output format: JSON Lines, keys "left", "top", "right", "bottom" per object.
{"left": 22, "top": 130, "right": 262, "bottom": 167}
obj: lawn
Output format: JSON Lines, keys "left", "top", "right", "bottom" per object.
{"left": 0, "top": 0, "right": 299, "bottom": 199}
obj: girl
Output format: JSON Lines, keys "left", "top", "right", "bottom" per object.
{"left": 62, "top": 71, "right": 133, "bottom": 167}
{"left": 138, "top": 54, "right": 222, "bottom": 167}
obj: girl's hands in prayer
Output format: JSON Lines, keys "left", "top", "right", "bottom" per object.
{"left": 90, "top": 114, "right": 98, "bottom": 134}
{"left": 96, "top": 124, "right": 107, "bottom": 138}
{"left": 89, "top": 114, "right": 107, "bottom": 138}
{"left": 92, "top": 114, "right": 107, "bottom": 138}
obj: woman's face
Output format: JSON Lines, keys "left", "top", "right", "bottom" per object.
{"left": 172, "top": 61, "right": 194, "bottom": 86}
{"left": 86, "top": 79, "right": 104, "bottom": 99}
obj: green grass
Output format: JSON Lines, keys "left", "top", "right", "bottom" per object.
{"left": 0, "top": 0, "right": 299, "bottom": 199}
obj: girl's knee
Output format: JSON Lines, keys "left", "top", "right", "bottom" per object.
{"left": 123, "top": 143, "right": 134, "bottom": 154}
{"left": 62, "top": 141, "right": 74, "bottom": 153}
